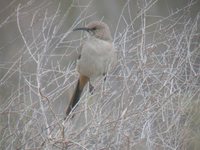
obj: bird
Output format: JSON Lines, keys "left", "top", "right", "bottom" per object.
{"left": 65, "top": 21, "right": 117, "bottom": 119}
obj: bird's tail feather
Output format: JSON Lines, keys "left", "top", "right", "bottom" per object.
{"left": 65, "top": 75, "right": 89, "bottom": 118}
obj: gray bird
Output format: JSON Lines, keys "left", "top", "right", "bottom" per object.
{"left": 65, "top": 21, "right": 117, "bottom": 118}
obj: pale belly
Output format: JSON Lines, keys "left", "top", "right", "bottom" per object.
{"left": 77, "top": 38, "right": 114, "bottom": 78}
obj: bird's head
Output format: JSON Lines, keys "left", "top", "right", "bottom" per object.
{"left": 73, "top": 21, "right": 112, "bottom": 41}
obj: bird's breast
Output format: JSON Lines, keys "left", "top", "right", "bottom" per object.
{"left": 77, "top": 38, "right": 115, "bottom": 78}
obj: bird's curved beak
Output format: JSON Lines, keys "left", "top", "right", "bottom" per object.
{"left": 73, "top": 27, "right": 91, "bottom": 32}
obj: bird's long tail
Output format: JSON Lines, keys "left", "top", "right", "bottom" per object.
{"left": 65, "top": 75, "right": 89, "bottom": 118}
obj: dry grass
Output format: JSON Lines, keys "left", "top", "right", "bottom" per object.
{"left": 0, "top": 0, "right": 199, "bottom": 149}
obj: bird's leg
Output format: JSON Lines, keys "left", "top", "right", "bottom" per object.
{"left": 102, "top": 73, "right": 107, "bottom": 94}
{"left": 78, "top": 54, "right": 81, "bottom": 59}
{"left": 89, "top": 81, "right": 94, "bottom": 94}
{"left": 103, "top": 72, "right": 107, "bottom": 82}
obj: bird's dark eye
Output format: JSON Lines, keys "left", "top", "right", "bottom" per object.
{"left": 92, "top": 27, "right": 97, "bottom": 30}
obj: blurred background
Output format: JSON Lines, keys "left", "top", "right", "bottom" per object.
{"left": 0, "top": 0, "right": 199, "bottom": 149}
